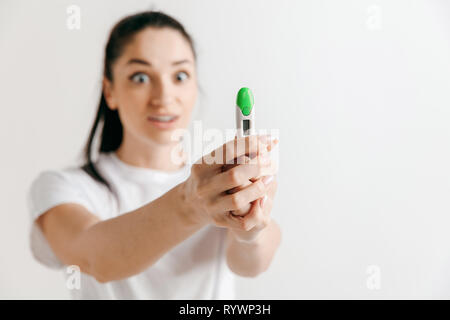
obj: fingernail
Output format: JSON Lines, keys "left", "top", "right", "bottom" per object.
{"left": 261, "top": 195, "right": 268, "bottom": 208}
{"left": 262, "top": 175, "right": 274, "bottom": 185}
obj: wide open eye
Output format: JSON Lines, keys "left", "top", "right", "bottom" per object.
{"left": 175, "top": 71, "right": 189, "bottom": 83}
{"left": 130, "top": 72, "right": 150, "bottom": 84}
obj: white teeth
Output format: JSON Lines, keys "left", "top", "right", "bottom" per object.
{"left": 150, "top": 115, "right": 177, "bottom": 122}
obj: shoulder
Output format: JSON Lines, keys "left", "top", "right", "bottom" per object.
{"left": 27, "top": 166, "right": 105, "bottom": 219}
{"left": 30, "top": 153, "right": 115, "bottom": 193}
{"left": 29, "top": 167, "right": 95, "bottom": 196}
{"left": 26, "top": 167, "right": 98, "bottom": 270}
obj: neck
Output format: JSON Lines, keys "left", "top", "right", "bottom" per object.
{"left": 115, "top": 132, "right": 186, "bottom": 172}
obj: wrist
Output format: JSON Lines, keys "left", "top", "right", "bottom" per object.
{"left": 229, "top": 225, "right": 267, "bottom": 245}
{"left": 174, "top": 182, "right": 208, "bottom": 228}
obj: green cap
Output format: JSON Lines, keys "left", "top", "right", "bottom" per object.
{"left": 236, "top": 87, "right": 254, "bottom": 116}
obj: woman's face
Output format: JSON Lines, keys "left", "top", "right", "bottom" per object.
{"left": 104, "top": 27, "right": 198, "bottom": 146}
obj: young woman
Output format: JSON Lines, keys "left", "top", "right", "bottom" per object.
{"left": 27, "top": 11, "right": 281, "bottom": 299}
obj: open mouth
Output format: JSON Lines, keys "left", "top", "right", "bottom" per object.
{"left": 148, "top": 115, "right": 179, "bottom": 122}
{"left": 147, "top": 114, "right": 180, "bottom": 129}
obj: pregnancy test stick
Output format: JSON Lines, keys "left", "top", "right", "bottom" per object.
{"left": 236, "top": 87, "right": 255, "bottom": 137}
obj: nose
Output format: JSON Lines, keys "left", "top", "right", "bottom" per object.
{"left": 150, "top": 76, "right": 175, "bottom": 107}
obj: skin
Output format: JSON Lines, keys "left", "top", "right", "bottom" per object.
{"left": 104, "top": 27, "right": 198, "bottom": 170}
{"left": 37, "top": 27, "right": 281, "bottom": 282}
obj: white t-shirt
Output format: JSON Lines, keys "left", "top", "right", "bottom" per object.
{"left": 27, "top": 152, "right": 236, "bottom": 299}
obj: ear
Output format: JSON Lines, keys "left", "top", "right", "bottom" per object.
{"left": 103, "top": 77, "right": 118, "bottom": 110}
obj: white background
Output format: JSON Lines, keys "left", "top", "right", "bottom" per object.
{"left": 1, "top": 0, "right": 450, "bottom": 299}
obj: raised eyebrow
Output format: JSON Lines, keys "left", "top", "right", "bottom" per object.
{"left": 126, "top": 58, "right": 192, "bottom": 66}
{"left": 127, "top": 58, "right": 151, "bottom": 66}
{"left": 172, "top": 59, "right": 192, "bottom": 66}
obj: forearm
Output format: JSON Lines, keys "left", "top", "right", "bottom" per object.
{"left": 225, "top": 219, "right": 281, "bottom": 277}
{"left": 75, "top": 182, "right": 205, "bottom": 282}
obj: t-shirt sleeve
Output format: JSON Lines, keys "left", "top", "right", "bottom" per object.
{"left": 26, "top": 170, "right": 93, "bottom": 269}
